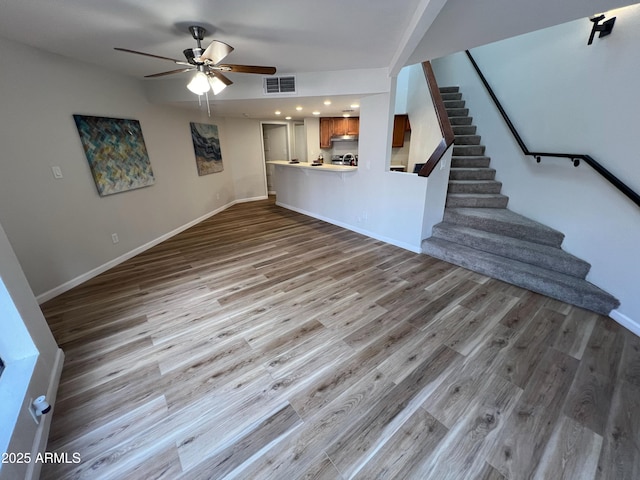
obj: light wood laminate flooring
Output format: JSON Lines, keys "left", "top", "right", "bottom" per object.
{"left": 40, "top": 198, "right": 640, "bottom": 479}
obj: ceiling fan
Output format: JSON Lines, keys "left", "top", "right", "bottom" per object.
{"left": 115, "top": 25, "right": 276, "bottom": 97}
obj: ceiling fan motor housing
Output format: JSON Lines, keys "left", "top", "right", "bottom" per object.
{"left": 183, "top": 48, "right": 205, "bottom": 64}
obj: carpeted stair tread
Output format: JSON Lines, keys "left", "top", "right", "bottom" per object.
{"left": 453, "top": 145, "right": 485, "bottom": 156}
{"left": 444, "top": 100, "right": 466, "bottom": 109}
{"left": 431, "top": 223, "right": 591, "bottom": 277}
{"left": 446, "top": 193, "right": 509, "bottom": 208}
{"left": 444, "top": 207, "right": 565, "bottom": 247}
{"left": 441, "top": 92, "right": 462, "bottom": 101}
{"left": 446, "top": 107, "right": 470, "bottom": 117}
{"left": 452, "top": 125, "right": 477, "bottom": 135}
{"left": 449, "top": 168, "right": 496, "bottom": 180}
{"left": 451, "top": 156, "right": 491, "bottom": 168}
{"left": 449, "top": 117, "right": 473, "bottom": 126}
{"left": 454, "top": 135, "right": 482, "bottom": 145}
{"left": 448, "top": 180, "right": 502, "bottom": 194}
{"left": 421, "top": 237, "right": 619, "bottom": 315}
{"left": 439, "top": 86, "right": 459, "bottom": 93}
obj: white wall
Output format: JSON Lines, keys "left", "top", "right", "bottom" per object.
{"left": 0, "top": 221, "right": 63, "bottom": 480}
{"left": 274, "top": 90, "right": 431, "bottom": 252}
{"left": 432, "top": 3, "right": 640, "bottom": 329}
{"left": 405, "top": 63, "right": 446, "bottom": 175}
{"left": 0, "top": 36, "right": 268, "bottom": 300}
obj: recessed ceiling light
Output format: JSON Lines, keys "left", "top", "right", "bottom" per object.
{"left": 275, "top": 111, "right": 281, "bottom": 115}
{"left": 312, "top": 111, "right": 321, "bottom": 115}
{"left": 285, "top": 116, "right": 292, "bottom": 120}
{"left": 296, "top": 106, "right": 303, "bottom": 111}
{"left": 350, "top": 103, "right": 360, "bottom": 109}
{"left": 343, "top": 113, "right": 350, "bottom": 118}
{"left": 324, "top": 100, "right": 332, "bottom": 105}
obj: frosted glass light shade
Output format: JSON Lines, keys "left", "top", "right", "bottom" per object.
{"left": 187, "top": 72, "right": 211, "bottom": 94}
{"left": 209, "top": 76, "right": 227, "bottom": 95}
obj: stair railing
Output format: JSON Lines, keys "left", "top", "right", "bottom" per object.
{"left": 417, "top": 61, "right": 455, "bottom": 177}
{"left": 465, "top": 50, "right": 640, "bottom": 209}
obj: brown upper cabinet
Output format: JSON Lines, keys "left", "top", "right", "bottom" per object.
{"left": 320, "top": 117, "right": 333, "bottom": 148}
{"left": 392, "top": 114, "right": 411, "bottom": 148}
{"left": 319, "top": 117, "right": 360, "bottom": 147}
{"left": 332, "top": 117, "right": 359, "bottom": 136}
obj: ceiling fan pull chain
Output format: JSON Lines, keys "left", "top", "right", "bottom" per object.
{"left": 205, "top": 90, "right": 211, "bottom": 117}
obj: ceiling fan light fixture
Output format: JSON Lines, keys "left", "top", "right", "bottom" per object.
{"left": 209, "top": 75, "right": 227, "bottom": 95}
{"left": 187, "top": 71, "right": 211, "bottom": 95}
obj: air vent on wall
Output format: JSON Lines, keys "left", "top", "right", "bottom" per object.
{"left": 263, "top": 76, "right": 296, "bottom": 94}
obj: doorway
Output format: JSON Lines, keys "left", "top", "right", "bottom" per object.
{"left": 261, "top": 122, "right": 290, "bottom": 195}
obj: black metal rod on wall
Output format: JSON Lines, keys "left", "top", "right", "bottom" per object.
{"left": 464, "top": 50, "right": 640, "bottom": 210}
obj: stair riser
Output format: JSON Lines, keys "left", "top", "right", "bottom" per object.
{"left": 448, "top": 181, "right": 502, "bottom": 194}
{"left": 431, "top": 225, "right": 591, "bottom": 277}
{"left": 441, "top": 93, "right": 462, "bottom": 101}
{"left": 449, "top": 169, "right": 496, "bottom": 181}
{"left": 449, "top": 117, "right": 473, "bottom": 126}
{"left": 439, "top": 86, "right": 459, "bottom": 94}
{"left": 421, "top": 239, "right": 617, "bottom": 315}
{"left": 443, "top": 210, "right": 564, "bottom": 247}
{"left": 446, "top": 195, "right": 508, "bottom": 208}
{"left": 452, "top": 126, "right": 477, "bottom": 135}
{"left": 453, "top": 145, "right": 486, "bottom": 156}
{"left": 451, "top": 156, "right": 491, "bottom": 168}
{"left": 454, "top": 135, "right": 481, "bottom": 145}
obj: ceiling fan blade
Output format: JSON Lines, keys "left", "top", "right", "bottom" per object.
{"left": 114, "top": 47, "right": 183, "bottom": 64}
{"left": 201, "top": 40, "right": 234, "bottom": 65}
{"left": 209, "top": 71, "right": 233, "bottom": 86}
{"left": 216, "top": 64, "right": 277, "bottom": 75}
{"left": 144, "top": 68, "right": 194, "bottom": 78}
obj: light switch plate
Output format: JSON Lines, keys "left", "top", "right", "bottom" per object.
{"left": 51, "top": 166, "right": 63, "bottom": 179}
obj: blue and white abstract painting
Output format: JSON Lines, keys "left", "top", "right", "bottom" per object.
{"left": 190, "top": 122, "right": 223, "bottom": 176}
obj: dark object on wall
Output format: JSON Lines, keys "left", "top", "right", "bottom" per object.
{"left": 73, "top": 115, "right": 155, "bottom": 196}
{"left": 588, "top": 14, "right": 616, "bottom": 45}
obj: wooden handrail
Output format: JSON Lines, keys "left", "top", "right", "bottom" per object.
{"left": 417, "top": 61, "right": 455, "bottom": 177}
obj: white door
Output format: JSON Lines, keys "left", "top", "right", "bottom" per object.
{"left": 262, "top": 124, "right": 289, "bottom": 194}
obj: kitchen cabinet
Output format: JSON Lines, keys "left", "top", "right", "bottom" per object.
{"left": 332, "top": 117, "right": 359, "bottom": 136}
{"left": 392, "top": 114, "right": 411, "bottom": 148}
{"left": 320, "top": 118, "right": 333, "bottom": 148}
{"left": 319, "top": 117, "right": 359, "bottom": 147}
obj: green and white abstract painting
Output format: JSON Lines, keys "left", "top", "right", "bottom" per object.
{"left": 73, "top": 115, "right": 155, "bottom": 196}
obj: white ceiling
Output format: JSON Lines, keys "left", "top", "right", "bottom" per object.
{"left": 0, "top": 0, "right": 637, "bottom": 119}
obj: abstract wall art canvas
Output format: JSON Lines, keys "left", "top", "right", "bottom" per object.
{"left": 73, "top": 115, "right": 155, "bottom": 196}
{"left": 190, "top": 122, "right": 223, "bottom": 176}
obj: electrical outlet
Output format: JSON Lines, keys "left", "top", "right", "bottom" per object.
{"left": 111, "top": 233, "right": 119, "bottom": 244}
{"left": 216, "top": 193, "right": 220, "bottom": 200}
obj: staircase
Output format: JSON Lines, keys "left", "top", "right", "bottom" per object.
{"left": 421, "top": 86, "right": 620, "bottom": 316}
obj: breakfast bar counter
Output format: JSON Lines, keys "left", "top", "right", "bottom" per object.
{"left": 267, "top": 160, "right": 357, "bottom": 172}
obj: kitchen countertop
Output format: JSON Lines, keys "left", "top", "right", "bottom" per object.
{"left": 267, "top": 160, "right": 357, "bottom": 172}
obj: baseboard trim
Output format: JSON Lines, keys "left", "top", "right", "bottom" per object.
{"left": 36, "top": 198, "right": 260, "bottom": 304}
{"left": 25, "top": 348, "right": 64, "bottom": 480}
{"left": 610, "top": 309, "right": 640, "bottom": 337}
{"left": 275, "top": 201, "right": 422, "bottom": 254}
{"left": 234, "top": 195, "right": 269, "bottom": 204}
